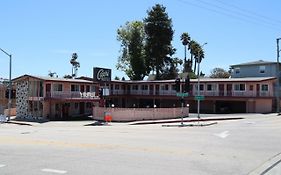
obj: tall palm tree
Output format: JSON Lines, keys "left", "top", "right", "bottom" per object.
{"left": 70, "top": 53, "right": 80, "bottom": 78}
{"left": 188, "top": 40, "right": 198, "bottom": 72}
{"left": 180, "top": 33, "right": 190, "bottom": 72}
{"left": 193, "top": 44, "right": 205, "bottom": 73}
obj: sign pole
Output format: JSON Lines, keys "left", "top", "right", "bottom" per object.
{"left": 181, "top": 96, "right": 184, "bottom": 125}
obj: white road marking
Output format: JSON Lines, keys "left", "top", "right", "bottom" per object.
{"left": 41, "top": 168, "right": 67, "bottom": 174}
{"left": 0, "top": 164, "right": 6, "bottom": 168}
{"left": 245, "top": 121, "right": 256, "bottom": 124}
{"left": 214, "top": 131, "right": 230, "bottom": 138}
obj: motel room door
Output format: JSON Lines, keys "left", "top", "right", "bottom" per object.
{"left": 219, "top": 84, "right": 224, "bottom": 96}
{"left": 46, "top": 84, "right": 51, "bottom": 97}
{"left": 256, "top": 84, "right": 260, "bottom": 97}
{"left": 80, "top": 102, "right": 85, "bottom": 114}
{"left": 149, "top": 85, "right": 154, "bottom": 95}
{"left": 227, "top": 84, "right": 232, "bottom": 96}
{"left": 80, "top": 85, "right": 84, "bottom": 92}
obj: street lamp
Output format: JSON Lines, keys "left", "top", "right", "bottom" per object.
{"left": 0, "top": 48, "right": 12, "bottom": 121}
{"left": 276, "top": 38, "right": 281, "bottom": 115}
{"left": 197, "top": 42, "right": 207, "bottom": 120}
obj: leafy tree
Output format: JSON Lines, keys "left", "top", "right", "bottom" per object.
{"left": 63, "top": 75, "right": 73, "bottom": 79}
{"left": 114, "top": 76, "right": 120, "bottom": 80}
{"left": 48, "top": 71, "right": 57, "bottom": 78}
{"left": 144, "top": 4, "right": 175, "bottom": 80}
{"left": 161, "top": 57, "right": 182, "bottom": 80}
{"left": 116, "top": 21, "right": 147, "bottom": 80}
{"left": 180, "top": 32, "right": 191, "bottom": 72}
{"left": 210, "top": 68, "right": 230, "bottom": 78}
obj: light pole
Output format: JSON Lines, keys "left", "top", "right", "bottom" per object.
{"left": 197, "top": 43, "right": 207, "bottom": 120}
{"left": 276, "top": 38, "right": 281, "bottom": 115}
{"left": 0, "top": 48, "right": 12, "bottom": 121}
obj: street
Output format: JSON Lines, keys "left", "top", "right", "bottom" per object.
{"left": 0, "top": 114, "right": 281, "bottom": 175}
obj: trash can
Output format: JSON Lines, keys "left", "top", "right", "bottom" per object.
{"left": 104, "top": 112, "right": 112, "bottom": 122}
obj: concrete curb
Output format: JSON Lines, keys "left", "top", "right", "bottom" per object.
{"left": 248, "top": 152, "right": 281, "bottom": 175}
{"left": 130, "top": 117, "right": 244, "bottom": 125}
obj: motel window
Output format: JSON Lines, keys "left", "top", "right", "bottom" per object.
{"left": 200, "top": 84, "right": 204, "bottom": 91}
{"left": 261, "top": 84, "right": 269, "bottom": 91}
{"left": 234, "top": 84, "right": 245, "bottom": 91}
{"left": 172, "top": 84, "right": 176, "bottom": 91}
{"left": 207, "top": 84, "right": 216, "bottom": 91}
{"left": 195, "top": 84, "right": 204, "bottom": 91}
{"left": 115, "top": 84, "right": 120, "bottom": 90}
{"left": 53, "top": 84, "right": 63, "bottom": 91}
{"left": 259, "top": 66, "right": 266, "bottom": 74}
{"left": 91, "top": 86, "right": 96, "bottom": 92}
{"left": 235, "top": 68, "right": 240, "bottom": 74}
{"left": 132, "top": 85, "right": 138, "bottom": 90}
{"left": 249, "top": 85, "right": 254, "bottom": 91}
{"left": 161, "top": 84, "right": 169, "bottom": 91}
{"left": 141, "top": 85, "right": 148, "bottom": 90}
{"left": 71, "top": 84, "right": 80, "bottom": 92}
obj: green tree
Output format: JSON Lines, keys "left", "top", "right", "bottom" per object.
{"left": 144, "top": 4, "right": 175, "bottom": 80}
{"left": 116, "top": 21, "right": 147, "bottom": 80}
{"left": 180, "top": 32, "right": 191, "bottom": 72}
{"left": 209, "top": 68, "right": 230, "bottom": 78}
{"left": 161, "top": 57, "right": 183, "bottom": 80}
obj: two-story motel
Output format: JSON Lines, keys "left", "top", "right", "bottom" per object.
{"left": 12, "top": 73, "right": 276, "bottom": 120}
{"left": 106, "top": 77, "right": 276, "bottom": 113}
{"left": 13, "top": 75, "right": 100, "bottom": 120}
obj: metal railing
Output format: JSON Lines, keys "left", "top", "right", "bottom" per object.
{"left": 110, "top": 89, "right": 273, "bottom": 97}
{"left": 45, "top": 91, "right": 97, "bottom": 99}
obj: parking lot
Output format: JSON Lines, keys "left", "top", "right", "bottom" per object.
{"left": 0, "top": 113, "right": 281, "bottom": 174}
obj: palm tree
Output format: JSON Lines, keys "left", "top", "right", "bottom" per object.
{"left": 180, "top": 33, "right": 190, "bottom": 72}
{"left": 70, "top": 53, "right": 80, "bottom": 78}
{"left": 193, "top": 44, "right": 205, "bottom": 73}
{"left": 188, "top": 40, "right": 198, "bottom": 72}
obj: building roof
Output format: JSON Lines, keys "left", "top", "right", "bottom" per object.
{"left": 111, "top": 77, "right": 276, "bottom": 83}
{"left": 12, "top": 74, "right": 276, "bottom": 85}
{"left": 12, "top": 74, "right": 95, "bottom": 84}
{"left": 194, "top": 77, "right": 276, "bottom": 83}
{"left": 230, "top": 60, "right": 276, "bottom": 67}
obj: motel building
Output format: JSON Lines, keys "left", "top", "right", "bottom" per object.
{"left": 13, "top": 75, "right": 100, "bottom": 120}
{"left": 11, "top": 60, "right": 280, "bottom": 120}
{"left": 106, "top": 77, "right": 276, "bottom": 113}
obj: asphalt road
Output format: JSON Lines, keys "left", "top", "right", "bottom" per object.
{"left": 0, "top": 113, "right": 281, "bottom": 175}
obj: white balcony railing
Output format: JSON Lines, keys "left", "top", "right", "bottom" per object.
{"left": 110, "top": 90, "right": 273, "bottom": 97}
{"left": 46, "top": 91, "right": 97, "bottom": 99}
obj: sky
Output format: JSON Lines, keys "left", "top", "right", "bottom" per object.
{"left": 1, "top": 0, "right": 281, "bottom": 80}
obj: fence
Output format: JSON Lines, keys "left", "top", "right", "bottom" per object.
{"left": 92, "top": 107, "right": 189, "bottom": 122}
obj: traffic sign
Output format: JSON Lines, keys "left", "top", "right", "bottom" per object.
{"left": 176, "top": 93, "right": 189, "bottom": 97}
{"left": 195, "top": 95, "right": 205, "bottom": 100}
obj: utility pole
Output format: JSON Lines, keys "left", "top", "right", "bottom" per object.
{"left": 277, "top": 38, "right": 281, "bottom": 115}
{"left": 0, "top": 48, "right": 12, "bottom": 121}
{"left": 197, "top": 43, "right": 207, "bottom": 120}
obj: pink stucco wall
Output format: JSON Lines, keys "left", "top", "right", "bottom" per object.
{"left": 255, "top": 99, "right": 272, "bottom": 113}
{"left": 92, "top": 107, "right": 189, "bottom": 122}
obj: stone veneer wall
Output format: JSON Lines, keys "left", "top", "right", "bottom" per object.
{"left": 16, "top": 81, "right": 29, "bottom": 118}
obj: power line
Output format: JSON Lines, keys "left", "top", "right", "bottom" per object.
{"left": 176, "top": 0, "right": 281, "bottom": 31}
{"left": 214, "top": 0, "right": 281, "bottom": 25}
